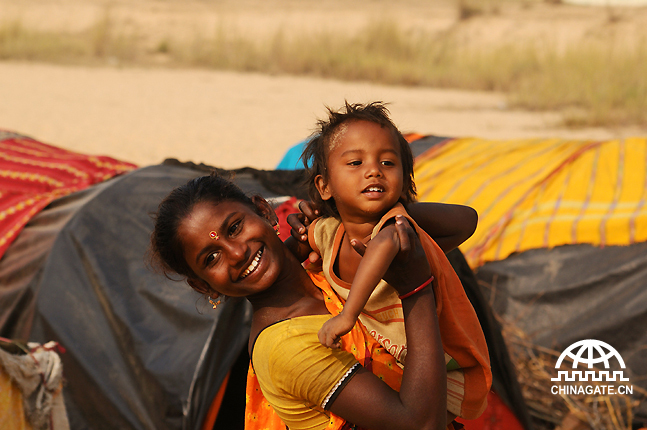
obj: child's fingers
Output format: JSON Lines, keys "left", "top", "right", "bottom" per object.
{"left": 318, "top": 327, "right": 329, "bottom": 347}
{"left": 328, "top": 334, "right": 341, "bottom": 349}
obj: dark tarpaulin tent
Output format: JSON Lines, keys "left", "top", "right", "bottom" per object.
{"left": 0, "top": 154, "right": 532, "bottom": 429}
{"left": 477, "top": 242, "right": 647, "bottom": 425}
{"left": 0, "top": 164, "right": 257, "bottom": 429}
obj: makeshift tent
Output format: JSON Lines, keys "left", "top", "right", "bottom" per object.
{"left": 412, "top": 135, "right": 647, "bottom": 427}
{"left": 277, "top": 134, "right": 647, "bottom": 428}
{"left": 0, "top": 158, "right": 258, "bottom": 429}
{"left": 0, "top": 130, "right": 136, "bottom": 260}
{"left": 1, "top": 131, "right": 532, "bottom": 429}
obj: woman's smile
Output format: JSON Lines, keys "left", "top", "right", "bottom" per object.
{"left": 178, "top": 199, "right": 283, "bottom": 297}
{"left": 239, "top": 246, "right": 264, "bottom": 280}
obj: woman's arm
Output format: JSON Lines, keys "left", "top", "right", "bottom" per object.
{"left": 287, "top": 201, "right": 478, "bottom": 257}
{"left": 318, "top": 227, "right": 400, "bottom": 348}
{"left": 407, "top": 202, "right": 478, "bottom": 253}
{"left": 328, "top": 217, "right": 447, "bottom": 430}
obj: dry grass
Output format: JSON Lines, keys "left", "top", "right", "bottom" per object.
{"left": 1, "top": 7, "right": 646, "bottom": 129}
{"left": 0, "top": 9, "right": 140, "bottom": 64}
{"left": 503, "top": 323, "right": 645, "bottom": 430}
{"left": 478, "top": 278, "right": 647, "bottom": 430}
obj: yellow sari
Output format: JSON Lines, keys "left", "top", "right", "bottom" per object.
{"left": 245, "top": 271, "right": 412, "bottom": 430}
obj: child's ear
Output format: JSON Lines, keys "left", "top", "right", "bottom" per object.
{"left": 188, "top": 277, "right": 211, "bottom": 295}
{"left": 251, "top": 195, "right": 279, "bottom": 225}
{"left": 315, "top": 175, "right": 332, "bottom": 201}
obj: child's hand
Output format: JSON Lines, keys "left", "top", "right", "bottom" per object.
{"left": 318, "top": 313, "right": 355, "bottom": 349}
{"left": 287, "top": 200, "right": 322, "bottom": 265}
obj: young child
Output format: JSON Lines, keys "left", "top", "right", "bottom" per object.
{"left": 292, "top": 101, "right": 492, "bottom": 421}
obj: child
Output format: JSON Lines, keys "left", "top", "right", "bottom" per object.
{"left": 292, "top": 101, "right": 492, "bottom": 421}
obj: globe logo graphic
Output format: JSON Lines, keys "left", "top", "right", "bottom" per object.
{"left": 555, "top": 339, "right": 625, "bottom": 369}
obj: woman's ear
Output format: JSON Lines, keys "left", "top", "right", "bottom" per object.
{"left": 251, "top": 195, "right": 279, "bottom": 225}
{"left": 187, "top": 277, "right": 211, "bottom": 295}
{"left": 315, "top": 175, "right": 332, "bottom": 201}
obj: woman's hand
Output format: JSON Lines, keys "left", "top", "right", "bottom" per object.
{"left": 329, "top": 215, "right": 446, "bottom": 430}
{"left": 351, "top": 215, "right": 431, "bottom": 296}
{"left": 285, "top": 200, "right": 322, "bottom": 265}
{"left": 287, "top": 200, "right": 320, "bottom": 242}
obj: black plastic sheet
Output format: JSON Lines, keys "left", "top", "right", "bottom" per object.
{"left": 477, "top": 243, "right": 647, "bottom": 425}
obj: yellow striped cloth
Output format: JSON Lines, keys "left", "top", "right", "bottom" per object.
{"left": 414, "top": 137, "right": 647, "bottom": 268}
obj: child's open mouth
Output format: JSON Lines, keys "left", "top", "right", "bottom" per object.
{"left": 362, "top": 185, "right": 384, "bottom": 193}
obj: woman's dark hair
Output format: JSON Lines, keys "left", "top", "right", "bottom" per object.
{"left": 150, "top": 172, "right": 256, "bottom": 281}
{"left": 301, "top": 101, "right": 416, "bottom": 217}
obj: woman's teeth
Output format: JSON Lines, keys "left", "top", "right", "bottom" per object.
{"left": 241, "top": 248, "right": 263, "bottom": 279}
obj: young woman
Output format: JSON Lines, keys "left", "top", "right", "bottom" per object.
{"left": 150, "top": 173, "right": 451, "bottom": 430}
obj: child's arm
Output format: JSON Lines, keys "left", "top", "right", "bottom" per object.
{"left": 289, "top": 201, "right": 477, "bottom": 256}
{"left": 318, "top": 224, "right": 401, "bottom": 348}
{"left": 406, "top": 202, "right": 478, "bottom": 253}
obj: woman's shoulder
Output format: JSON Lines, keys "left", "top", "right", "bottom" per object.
{"left": 252, "top": 314, "right": 356, "bottom": 387}
{"left": 252, "top": 315, "right": 331, "bottom": 360}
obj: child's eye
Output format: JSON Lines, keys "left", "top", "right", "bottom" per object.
{"left": 381, "top": 160, "right": 396, "bottom": 166}
{"left": 348, "top": 160, "right": 362, "bottom": 166}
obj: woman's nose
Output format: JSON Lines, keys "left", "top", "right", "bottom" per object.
{"left": 224, "top": 241, "right": 249, "bottom": 266}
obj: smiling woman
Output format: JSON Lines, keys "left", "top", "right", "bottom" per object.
{"left": 149, "top": 172, "right": 453, "bottom": 430}
{"left": 179, "top": 199, "right": 285, "bottom": 299}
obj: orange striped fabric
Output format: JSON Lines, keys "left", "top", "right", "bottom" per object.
{"left": 0, "top": 131, "right": 136, "bottom": 259}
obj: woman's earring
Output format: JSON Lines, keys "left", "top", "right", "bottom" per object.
{"left": 274, "top": 223, "right": 281, "bottom": 236}
{"left": 208, "top": 296, "right": 222, "bottom": 309}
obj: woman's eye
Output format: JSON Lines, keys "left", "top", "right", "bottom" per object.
{"left": 229, "top": 220, "right": 242, "bottom": 235}
{"left": 206, "top": 251, "right": 219, "bottom": 265}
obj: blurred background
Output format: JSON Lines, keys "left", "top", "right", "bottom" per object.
{"left": 1, "top": 0, "right": 646, "bottom": 168}
{"left": 2, "top": 1, "right": 647, "bottom": 430}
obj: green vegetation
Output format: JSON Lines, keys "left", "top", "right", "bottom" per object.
{"left": 1, "top": 14, "right": 646, "bottom": 128}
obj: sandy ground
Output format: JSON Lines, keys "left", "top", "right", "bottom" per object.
{"left": 1, "top": 0, "right": 646, "bottom": 169}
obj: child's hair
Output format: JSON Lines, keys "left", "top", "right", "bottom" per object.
{"left": 301, "top": 101, "right": 416, "bottom": 217}
{"left": 150, "top": 172, "right": 257, "bottom": 282}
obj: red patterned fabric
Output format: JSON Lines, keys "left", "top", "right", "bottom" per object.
{"left": 0, "top": 131, "right": 137, "bottom": 259}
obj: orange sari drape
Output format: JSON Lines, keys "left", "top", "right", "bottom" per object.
{"left": 244, "top": 271, "right": 405, "bottom": 430}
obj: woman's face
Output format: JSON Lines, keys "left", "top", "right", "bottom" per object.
{"left": 178, "top": 199, "right": 284, "bottom": 298}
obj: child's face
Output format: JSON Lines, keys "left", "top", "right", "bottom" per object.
{"left": 316, "top": 120, "right": 405, "bottom": 222}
